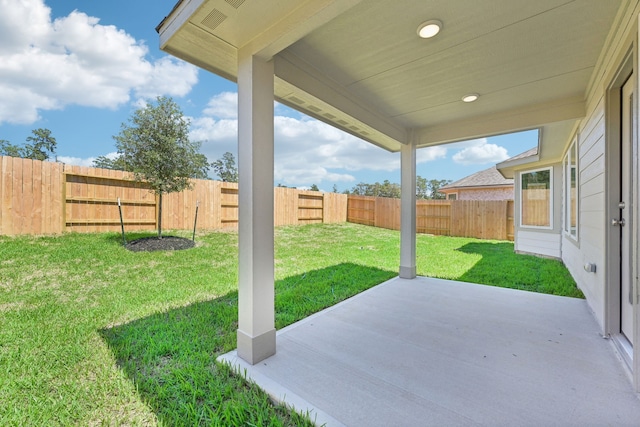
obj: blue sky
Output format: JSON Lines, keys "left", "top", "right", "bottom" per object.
{"left": 0, "top": 0, "right": 537, "bottom": 191}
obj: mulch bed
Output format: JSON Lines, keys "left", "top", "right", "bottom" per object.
{"left": 125, "top": 236, "right": 195, "bottom": 252}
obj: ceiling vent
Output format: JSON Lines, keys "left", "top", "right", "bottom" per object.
{"left": 307, "top": 105, "right": 321, "bottom": 113}
{"left": 288, "top": 96, "right": 305, "bottom": 105}
{"left": 225, "top": 0, "right": 245, "bottom": 8}
{"left": 201, "top": 9, "right": 227, "bottom": 31}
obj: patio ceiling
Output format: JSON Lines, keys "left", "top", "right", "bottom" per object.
{"left": 158, "top": 0, "right": 622, "bottom": 161}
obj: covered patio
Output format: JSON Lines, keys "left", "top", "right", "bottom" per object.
{"left": 158, "top": 0, "right": 640, "bottom": 411}
{"left": 220, "top": 277, "right": 640, "bottom": 426}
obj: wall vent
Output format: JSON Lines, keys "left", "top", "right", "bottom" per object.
{"left": 225, "top": 0, "right": 246, "bottom": 8}
{"left": 201, "top": 9, "right": 227, "bottom": 31}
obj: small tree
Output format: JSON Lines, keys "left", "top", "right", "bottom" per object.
{"left": 416, "top": 175, "right": 428, "bottom": 199}
{"left": 310, "top": 184, "right": 320, "bottom": 191}
{"left": 24, "top": 128, "right": 57, "bottom": 160}
{"left": 113, "top": 96, "right": 209, "bottom": 238}
{"left": 93, "top": 154, "right": 122, "bottom": 170}
{"left": 0, "top": 140, "right": 22, "bottom": 158}
{"left": 92, "top": 154, "right": 129, "bottom": 171}
{"left": 0, "top": 128, "right": 57, "bottom": 160}
{"left": 211, "top": 152, "right": 238, "bottom": 182}
{"left": 428, "top": 179, "right": 451, "bottom": 199}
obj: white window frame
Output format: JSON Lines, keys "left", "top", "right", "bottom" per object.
{"left": 563, "top": 137, "right": 579, "bottom": 241}
{"left": 447, "top": 192, "right": 458, "bottom": 201}
{"left": 519, "top": 166, "right": 553, "bottom": 230}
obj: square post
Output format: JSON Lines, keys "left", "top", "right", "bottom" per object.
{"left": 236, "top": 49, "right": 276, "bottom": 364}
{"left": 400, "top": 140, "right": 417, "bottom": 278}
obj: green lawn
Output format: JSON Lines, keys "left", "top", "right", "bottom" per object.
{"left": 0, "top": 223, "right": 581, "bottom": 426}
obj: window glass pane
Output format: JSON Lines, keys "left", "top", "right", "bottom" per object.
{"left": 564, "top": 154, "right": 569, "bottom": 233}
{"left": 569, "top": 143, "right": 577, "bottom": 237}
{"left": 521, "top": 169, "right": 551, "bottom": 227}
{"left": 448, "top": 194, "right": 457, "bottom": 200}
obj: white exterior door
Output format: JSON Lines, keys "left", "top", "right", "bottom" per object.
{"left": 620, "top": 75, "right": 634, "bottom": 345}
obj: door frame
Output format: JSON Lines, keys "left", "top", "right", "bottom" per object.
{"left": 605, "top": 46, "right": 639, "bottom": 390}
{"left": 621, "top": 75, "right": 635, "bottom": 345}
{"left": 635, "top": 25, "right": 640, "bottom": 392}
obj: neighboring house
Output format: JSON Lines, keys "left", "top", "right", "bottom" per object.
{"left": 158, "top": 1, "right": 640, "bottom": 389}
{"left": 440, "top": 165, "right": 516, "bottom": 201}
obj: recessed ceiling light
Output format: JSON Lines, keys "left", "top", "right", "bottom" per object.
{"left": 417, "top": 20, "right": 442, "bottom": 39}
{"left": 462, "top": 93, "right": 479, "bottom": 103}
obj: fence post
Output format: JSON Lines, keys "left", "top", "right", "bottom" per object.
{"left": 322, "top": 192, "right": 326, "bottom": 224}
{"left": 62, "top": 171, "right": 67, "bottom": 233}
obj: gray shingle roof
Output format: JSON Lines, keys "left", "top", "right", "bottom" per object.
{"left": 503, "top": 147, "right": 538, "bottom": 162}
{"left": 443, "top": 147, "right": 537, "bottom": 190}
{"left": 441, "top": 165, "right": 513, "bottom": 190}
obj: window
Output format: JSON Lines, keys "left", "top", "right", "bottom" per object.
{"left": 447, "top": 193, "right": 457, "bottom": 200}
{"left": 564, "top": 138, "right": 578, "bottom": 239}
{"left": 520, "top": 167, "right": 552, "bottom": 228}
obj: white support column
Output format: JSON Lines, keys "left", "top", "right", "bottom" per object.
{"left": 400, "top": 140, "right": 417, "bottom": 279}
{"left": 236, "top": 49, "right": 276, "bottom": 364}
{"left": 634, "top": 16, "right": 640, "bottom": 392}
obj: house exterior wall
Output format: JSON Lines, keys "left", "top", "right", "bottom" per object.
{"left": 513, "top": 164, "right": 563, "bottom": 259}
{"left": 454, "top": 187, "right": 513, "bottom": 201}
{"left": 562, "top": 95, "right": 607, "bottom": 328}
{"left": 559, "top": 3, "right": 640, "bottom": 332}
{"left": 516, "top": 230, "right": 562, "bottom": 258}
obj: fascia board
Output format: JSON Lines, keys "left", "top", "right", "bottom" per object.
{"left": 415, "top": 96, "right": 585, "bottom": 148}
{"left": 275, "top": 53, "right": 407, "bottom": 146}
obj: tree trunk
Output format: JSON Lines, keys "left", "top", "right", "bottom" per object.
{"left": 158, "top": 192, "right": 163, "bottom": 239}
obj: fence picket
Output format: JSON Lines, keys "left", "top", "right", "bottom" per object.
{"left": 1, "top": 155, "right": 515, "bottom": 241}
{"left": 1, "top": 157, "right": 351, "bottom": 235}
{"left": 348, "top": 195, "right": 514, "bottom": 241}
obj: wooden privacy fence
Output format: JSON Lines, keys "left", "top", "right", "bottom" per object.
{"left": 0, "top": 156, "right": 347, "bottom": 236}
{"left": 2, "top": 155, "right": 517, "bottom": 240}
{"left": 348, "top": 195, "right": 515, "bottom": 241}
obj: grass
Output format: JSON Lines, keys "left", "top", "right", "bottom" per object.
{"left": 0, "top": 223, "right": 581, "bottom": 426}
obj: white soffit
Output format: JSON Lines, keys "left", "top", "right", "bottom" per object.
{"left": 159, "top": 0, "right": 622, "bottom": 152}
{"left": 496, "top": 119, "right": 577, "bottom": 178}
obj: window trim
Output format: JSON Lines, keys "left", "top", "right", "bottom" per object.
{"left": 563, "top": 137, "right": 579, "bottom": 241}
{"left": 519, "top": 166, "right": 553, "bottom": 230}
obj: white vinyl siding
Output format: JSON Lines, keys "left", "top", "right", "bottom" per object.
{"left": 515, "top": 230, "right": 561, "bottom": 259}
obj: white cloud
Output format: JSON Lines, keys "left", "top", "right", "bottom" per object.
{"left": 103, "top": 151, "right": 120, "bottom": 160}
{"left": 451, "top": 139, "right": 509, "bottom": 165}
{"left": 203, "top": 92, "right": 238, "bottom": 119}
{"left": 134, "top": 56, "right": 198, "bottom": 101}
{"left": 189, "top": 93, "right": 451, "bottom": 186}
{"left": 57, "top": 151, "right": 118, "bottom": 167}
{"left": 417, "top": 146, "right": 448, "bottom": 164}
{"left": 57, "top": 155, "right": 96, "bottom": 167}
{"left": 0, "top": 0, "right": 198, "bottom": 124}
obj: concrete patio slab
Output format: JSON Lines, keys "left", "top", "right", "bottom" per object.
{"left": 219, "top": 277, "right": 640, "bottom": 426}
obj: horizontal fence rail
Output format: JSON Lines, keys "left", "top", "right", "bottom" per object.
{"left": 0, "top": 156, "right": 347, "bottom": 236}
{"left": 2, "top": 156, "right": 515, "bottom": 241}
{"left": 347, "top": 195, "right": 515, "bottom": 241}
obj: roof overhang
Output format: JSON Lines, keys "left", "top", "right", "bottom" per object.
{"left": 496, "top": 119, "right": 579, "bottom": 178}
{"left": 441, "top": 184, "right": 513, "bottom": 193}
{"left": 157, "top": 0, "right": 623, "bottom": 154}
